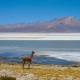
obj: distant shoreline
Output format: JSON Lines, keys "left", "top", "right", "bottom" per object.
{"left": 0, "top": 33, "right": 79, "bottom": 40}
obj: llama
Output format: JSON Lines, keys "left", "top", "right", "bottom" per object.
{"left": 21, "top": 51, "right": 35, "bottom": 69}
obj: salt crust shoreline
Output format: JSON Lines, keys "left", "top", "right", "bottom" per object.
{"left": 0, "top": 33, "right": 80, "bottom": 40}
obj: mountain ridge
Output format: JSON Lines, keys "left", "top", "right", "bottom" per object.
{"left": 0, "top": 16, "right": 80, "bottom": 32}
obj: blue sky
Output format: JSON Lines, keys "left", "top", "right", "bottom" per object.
{"left": 0, "top": 0, "right": 80, "bottom": 24}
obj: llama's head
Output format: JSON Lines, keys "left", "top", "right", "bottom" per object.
{"left": 32, "top": 51, "right": 35, "bottom": 54}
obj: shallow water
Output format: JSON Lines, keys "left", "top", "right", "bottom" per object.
{"left": 0, "top": 40, "right": 80, "bottom": 65}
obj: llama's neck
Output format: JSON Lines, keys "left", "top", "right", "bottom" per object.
{"left": 31, "top": 53, "right": 33, "bottom": 58}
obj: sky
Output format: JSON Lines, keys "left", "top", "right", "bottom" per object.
{"left": 0, "top": 0, "right": 80, "bottom": 24}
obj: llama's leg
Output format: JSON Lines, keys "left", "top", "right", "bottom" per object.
{"left": 28, "top": 62, "right": 31, "bottom": 69}
{"left": 22, "top": 61, "right": 25, "bottom": 69}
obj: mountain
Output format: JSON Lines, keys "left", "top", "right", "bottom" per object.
{"left": 0, "top": 16, "right": 80, "bottom": 32}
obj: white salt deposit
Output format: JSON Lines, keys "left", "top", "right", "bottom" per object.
{"left": 0, "top": 33, "right": 80, "bottom": 40}
{"left": 36, "top": 51, "right": 80, "bottom": 63}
